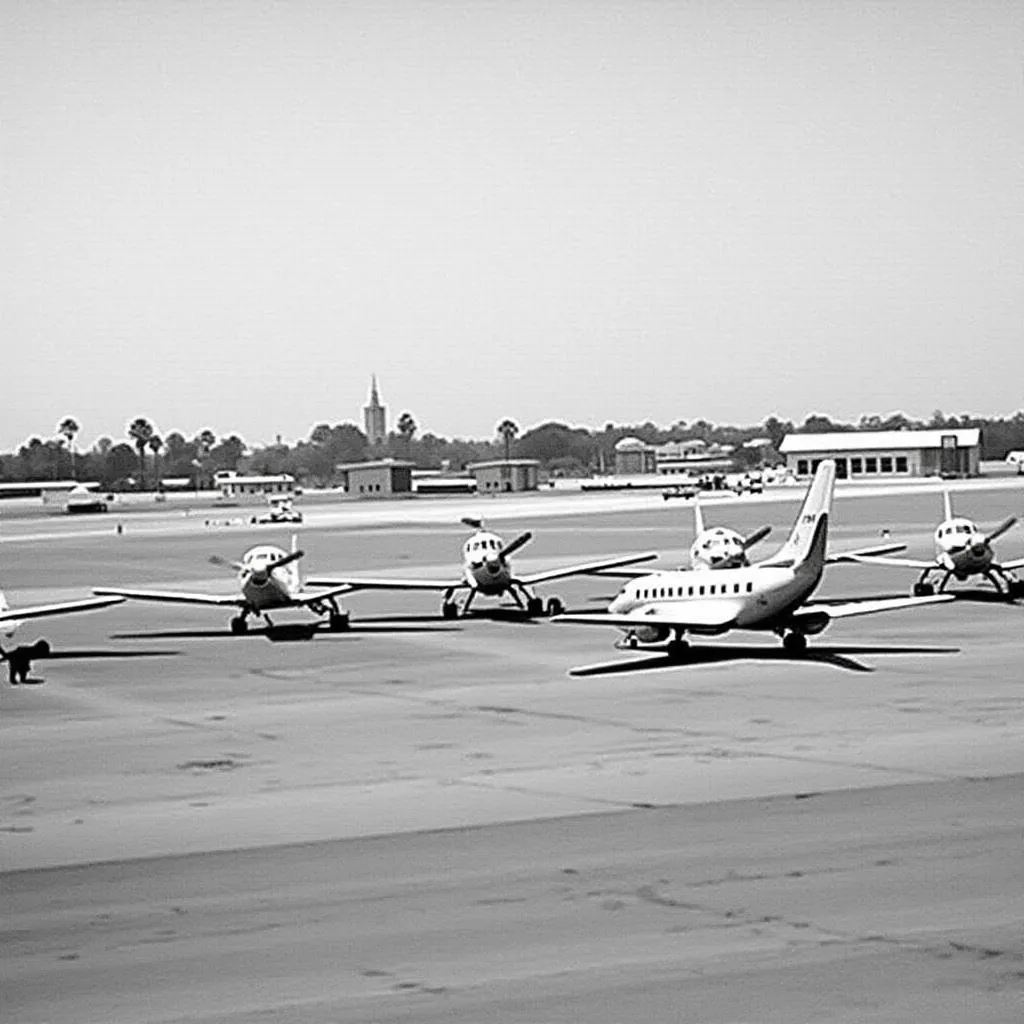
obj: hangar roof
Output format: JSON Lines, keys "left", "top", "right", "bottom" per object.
{"left": 779, "top": 428, "right": 980, "bottom": 454}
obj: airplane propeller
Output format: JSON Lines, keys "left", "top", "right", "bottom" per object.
{"left": 498, "top": 531, "right": 532, "bottom": 561}
{"left": 742, "top": 524, "right": 772, "bottom": 550}
{"left": 984, "top": 516, "right": 1018, "bottom": 546}
{"left": 209, "top": 555, "right": 244, "bottom": 572}
{"left": 710, "top": 525, "right": 772, "bottom": 569}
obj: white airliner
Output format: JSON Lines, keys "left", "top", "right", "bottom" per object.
{"left": 838, "top": 491, "right": 1024, "bottom": 600}
{"left": 95, "top": 538, "right": 354, "bottom": 634}
{"left": 556, "top": 460, "right": 952, "bottom": 656}
{"left": 0, "top": 591, "right": 125, "bottom": 643}
{"left": 306, "top": 517, "right": 658, "bottom": 618}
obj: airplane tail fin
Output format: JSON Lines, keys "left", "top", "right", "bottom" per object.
{"left": 761, "top": 460, "right": 835, "bottom": 571}
{"left": 942, "top": 490, "right": 953, "bottom": 522}
{"left": 693, "top": 500, "right": 705, "bottom": 536}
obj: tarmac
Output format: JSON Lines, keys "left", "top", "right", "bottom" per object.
{"left": 2, "top": 480, "right": 1023, "bottom": 1022}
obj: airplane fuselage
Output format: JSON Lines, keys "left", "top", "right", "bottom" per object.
{"left": 609, "top": 561, "right": 822, "bottom": 636}
{"left": 933, "top": 517, "right": 992, "bottom": 579}
{"left": 689, "top": 527, "right": 749, "bottom": 570}
{"left": 238, "top": 545, "right": 302, "bottom": 610}
{"left": 461, "top": 531, "right": 514, "bottom": 596}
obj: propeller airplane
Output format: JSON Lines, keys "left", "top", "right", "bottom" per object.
{"left": 95, "top": 536, "right": 354, "bottom": 634}
{"left": 835, "top": 490, "right": 1024, "bottom": 600}
{"left": 306, "top": 517, "right": 659, "bottom": 619}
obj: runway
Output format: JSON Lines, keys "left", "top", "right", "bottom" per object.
{"left": 2, "top": 482, "right": 1023, "bottom": 1022}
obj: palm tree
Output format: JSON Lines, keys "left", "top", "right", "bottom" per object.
{"left": 496, "top": 418, "right": 519, "bottom": 462}
{"left": 58, "top": 417, "right": 80, "bottom": 480}
{"left": 148, "top": 434, "right": 164, "bottom": 491}
{"left": 194, "top": 429, "right": 216, "bottom": 489}
{"left": 396, "top": 412, "right": 417, "bottom": 459}
{"left": 127, "top": 417, "right": 155, "bottom": 490}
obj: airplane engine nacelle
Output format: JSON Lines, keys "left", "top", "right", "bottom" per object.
{"left": 798, "top": 612, "right": 830, "bottom": 635}
{"left": 631, "top": 625, "right": 671, "bottom": 644}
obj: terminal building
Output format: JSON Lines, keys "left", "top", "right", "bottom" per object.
{"left": 778, "top": 428, "right": 981, "bottom": 479}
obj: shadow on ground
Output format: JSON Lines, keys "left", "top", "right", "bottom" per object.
{"left": 570, "top": 643, "right": 960, "bottom": 677}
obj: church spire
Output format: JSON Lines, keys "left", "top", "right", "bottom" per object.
{"left": 364, "top": 374, "right": 387, "bottom": 446}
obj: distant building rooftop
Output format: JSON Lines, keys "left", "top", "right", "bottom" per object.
{"left": 779, "top": 428, "right": 980, "bottom": 454}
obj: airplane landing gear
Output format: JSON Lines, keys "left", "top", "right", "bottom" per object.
{"left": 230, "top": 614, "right": 249, "bottom": 635}
{"left": 782, "top": 630, "right": 808, "bottom": 655}
{"left": 545, "top": 596, "right": 564, "bottom": 617}
{"left": 526, "top": 596, "right": 544, "bottom": 617}
{"left": 441, "top": 601, "right": 459, "bottom": 619}
{"left": 912, "top": 581, "right": 935, "bottom": 597}
{"left": 666, "top": 637, "right": 690, "bottom": 659}
{"left": 1006, "top": 577, "right": 1024, "bottom": 600}
{"left": 328, "top": 611, "right": 350, "bottom": 631}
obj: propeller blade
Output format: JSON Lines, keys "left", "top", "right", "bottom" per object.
{"left": 499, "top": 531, "right": 532, "bottom": 561}
{"left": 461, "top": 517, "right": 483, "bottom": 529}
{"left": 985, "top": 516, "right": 1018, "bottom": 545}
{"left": 209, "top": 555, "right": 244, "bottom": 572}
{"left": 742, "top": 524, "right": 772, "bottom": 550}
{"left": 266, "top": 549, "right": 305, "bottom": 572}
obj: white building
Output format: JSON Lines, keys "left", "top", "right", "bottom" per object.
{"left": 779, "top": 429, "right": 981, "bottom": 479}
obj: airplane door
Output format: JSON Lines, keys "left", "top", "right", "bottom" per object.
{"left": 835, "top": 458, "right": 848, "bottom": 480}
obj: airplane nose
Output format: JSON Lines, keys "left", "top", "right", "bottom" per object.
{"left": 971, "top": 542, "right": 988, "bottom": 558}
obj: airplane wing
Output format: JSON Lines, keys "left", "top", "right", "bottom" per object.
{"left": 303, "top": 575, "right": 466, "bottom": 593}
{"left": 518, "top": 552, "right": 659, "bottom": 587}
{"left": 830, "top": 554, "right": 937, "bottom": 570}
{"left": 92, "top": 587, "right": 244, "bottom": 607}
{"left": 289, "top": 583, "right": 361, "bottom": 606}
{"left": 556, "top": 600, "right": 741, "bottom": 631}
{"left": 997, "top": 556, "right": 1024, "bottom": 571}
{"left": 792, "top": 593, "right": 954, "bottom": 626}
{"left": 826, "top": 542, "right": 907, "bottom": 564}
{"left": 0, "top": 594, "right": 125, "bottom": 624}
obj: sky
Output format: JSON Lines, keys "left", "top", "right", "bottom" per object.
{"left": 3, "top": 0, "right": 1023, "bottom": 451}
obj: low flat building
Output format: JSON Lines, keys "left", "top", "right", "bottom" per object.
{"left": 466, "top": 459, "right": 540, "bottom": 493}
{"left": 335, "top": 459, "right": 414, "bottom": 497}
{"left": 214, "top": 472, "right": 296, "bottom": 500}
{"left": 779, "top": 428, "right": 981, "bottom": 479}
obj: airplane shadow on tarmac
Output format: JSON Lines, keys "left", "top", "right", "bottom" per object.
{"left": 570, "top": 643, "right": 960, "bottom": 678}
{"left": 111, "top": 616, "right": 464, "bottom": 643}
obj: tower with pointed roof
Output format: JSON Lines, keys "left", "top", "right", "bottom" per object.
{"left": 363, "top": 375, "right": 387, "bottom": 447}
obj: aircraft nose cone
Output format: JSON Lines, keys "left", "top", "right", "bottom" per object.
{"left": 971, "top": 542, "right": 987, "bottom": 558}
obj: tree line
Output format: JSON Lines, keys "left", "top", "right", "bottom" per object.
{"left": 2, "top": 409, "right": 1022, "bottom": 489}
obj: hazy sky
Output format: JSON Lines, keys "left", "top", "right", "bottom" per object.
{"left": 3, "top": 0, "right": 1022, "bottom": 451}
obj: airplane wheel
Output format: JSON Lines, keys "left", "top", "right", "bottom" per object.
{"left": 913, "top": 582, "right": 934, "bottom": 597}
{"left": 545, "top": 596, "right": 564, "bottom": 617}
{"left": 666, "top": 639, "right": 690, "bottom": 659}
{"left": 230, "top": 616, "right": 249, "bottom": 635}
{"left": 329, "top": 612, "right": 350, "bottom": 632}
{"left": 526, "top": 597, "right": 544, "bottom": 617}
{"left": 1007, "top": 579, "right": 1024, "bottom": 600}
{"left": 782, "top": 631, "right": 807, "bottom": 655}
{"left": 441, "top": 602, "right": 459, "bottom": 620}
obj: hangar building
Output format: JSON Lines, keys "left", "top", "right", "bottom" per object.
{"left": 335, "top": 459, "right": 414, "bottom": 496}
{"left": 779, "top": 428, "right": 981, "bottom": 479}
{"left": 467, "top": 459, "right": 540, "bottom": 493}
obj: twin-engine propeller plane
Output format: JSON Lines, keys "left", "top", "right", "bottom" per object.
{"left": 94, "top": 537, "right": 354, "bottom": 634}
{"left": 306, "top": 517, "right": 658, "bottom": 619}
{"left": 836, "top": 491, "right": 1024, "bottom": 600}
{"left": 556, "top": 460, "right": 952, "bottom": 657}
